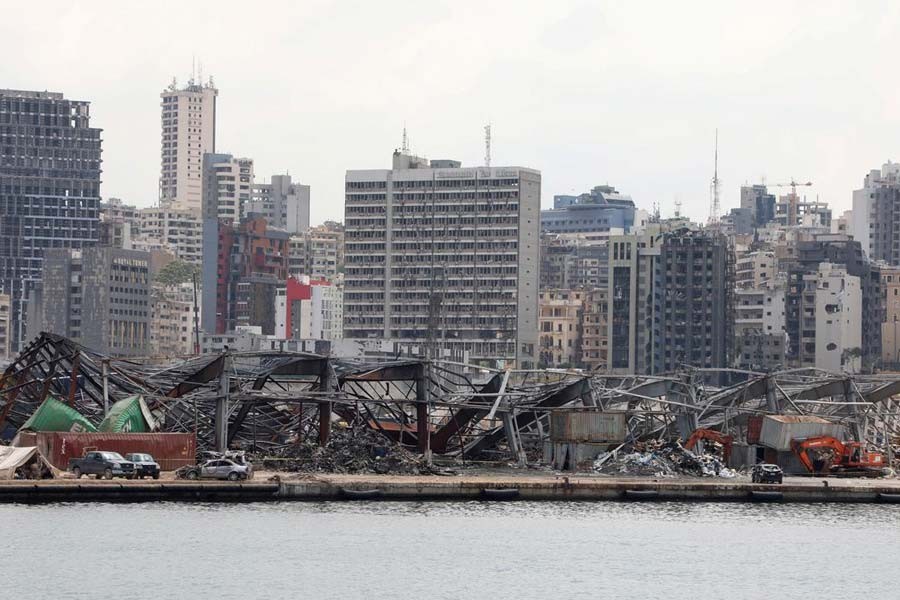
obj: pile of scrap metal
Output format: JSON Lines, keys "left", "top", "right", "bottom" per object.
{"left": 255, "top": 424, "right": 426, "bottom": 475}
{"left": 594, "top": 439, "right": 736, "bottom": 478}
{"left": 1, "top": 334, "right": 899, "bottom": 473}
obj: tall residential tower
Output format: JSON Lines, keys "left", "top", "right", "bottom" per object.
{"left": 159, "top": 78, "right": 217, "bottom": 212}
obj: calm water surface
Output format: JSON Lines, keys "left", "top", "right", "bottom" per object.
{"left": 4, "top": 501, "right": 898, "bottom": 599}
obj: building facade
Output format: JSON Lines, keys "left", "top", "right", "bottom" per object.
{"left": 734, "top": 280, "right": 787, "bottom": 372}
{"left": 139, "top": 206, "right": 203, "bottom": 264}
{"left": 149, "top": 283, "right": 196, "bottom": 357}
{"left": 159, "top": 79, "right": 217, "bottom": 212}
{"left": 343, "top": 151, "right": 540, "bottom": 367}
{"left": 288, "top": 226, "right": 343, "bottom": 282}
{"left": 202, "top": 153, "right": 254, "bottom": 224}
{"left": 0, "top": 89, "right": 102, "bottom": 351}
{"left": 274, "top": 276, "right": 343, "bottom": 341}
{"left": 850, "top": 161, "right": 900, "bottom": 266}
{"left": 814, "top": 263, "right": 862, "bottom": 373}
{"left": 740, "top": 184, "right": 776, "bottom": 227}
{"left": 0, "top": 294, "right": 10, "bottom": 361}
{"left": 542, "top": 185, "right": 636, "bottom": 234}
{"left": 538, "top": 289, "right": 584, "bottom": 368}
{"left": 35, "top": 247, "right": 150, "bottom": 356}
{"left": 250, "top": 174, "right": 310, "bottom": 234}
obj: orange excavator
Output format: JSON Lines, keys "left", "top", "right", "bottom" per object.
{"left": 684, "top": 429, "right": 733, "bottom": 463}
{"left": 791, "top": 436, "right": 886, "bottom": 476}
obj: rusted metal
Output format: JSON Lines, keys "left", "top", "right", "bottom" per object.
{"left": 30, "top": 432, "right": 197, "bottom": 471}
{"left": 67, "top": 354, "right": 81, "bottom": 406}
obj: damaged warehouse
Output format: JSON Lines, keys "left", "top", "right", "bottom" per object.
{"left": 0, "top": 333, "right": 898, "bottom": 477}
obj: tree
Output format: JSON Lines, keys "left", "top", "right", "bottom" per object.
{"left": 154, "top": 260, "right": 200, "bottom": 287}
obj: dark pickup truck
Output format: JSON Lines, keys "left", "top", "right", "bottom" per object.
{"left": 69, "top": 451, "right": 136, "bottom": 480}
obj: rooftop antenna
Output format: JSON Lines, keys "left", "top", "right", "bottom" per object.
{"left": 198, "top": 60, "right": 203, "bottom": 88}
{"left": 484, "top": 123, "right": 492, "bottom": 167}
{"left": 708, "top": 128, "right": 720, "bottom": 225}
{"left": 675, "top": 199, "right": 682, "bottom": 218}
{"left": 190, "top": 56, "right": 196, "bottom": 85}
{"left": 401, "top": 124, "right": 409, "bottom": 154}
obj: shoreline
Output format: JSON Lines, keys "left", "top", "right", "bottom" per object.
{"left": 2, "top": 473, "right": 899, "bottom": 504}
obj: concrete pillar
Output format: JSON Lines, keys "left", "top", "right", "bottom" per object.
{"left": 416, "top": 362, "right": 431, "bottom": 460}
{"left": 318, "top": 358, "right": 334, "bottom": 446}
{"left": 214, "top": 352, "right": 231, "bottom": 453}
{"left": 765, "top": 375, "right": 780, "bottom": 413}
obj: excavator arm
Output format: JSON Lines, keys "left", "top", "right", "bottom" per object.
{"left": 685, "top": 428, "right": 734, "bottom": 462}
{"left": 791, "top": 436, "right": 845, "bottom": 473}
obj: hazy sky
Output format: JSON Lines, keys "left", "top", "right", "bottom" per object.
{"left": 3, "top": 1, "right": 900, "bottom": 225}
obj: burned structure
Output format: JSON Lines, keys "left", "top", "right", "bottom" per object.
{"left": 1, "top": 333, "right": 898, "bottom": 475}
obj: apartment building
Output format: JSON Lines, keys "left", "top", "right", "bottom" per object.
{"left": 881, "top": 265, "right": 900, "bottom": 367}
{"left": 814, "top": 263, "right": 862, "bottom": 373}
{"left": 159, "top": 79, "right": 217, "bottom": 212}
{"left": 734, "top": 279, "right": 787, "bottom": 371}
{"left": 580, "top": 287, "right": 609, "bottom": 372}
{"left": 202, "top": 153, "right": 254, "bottom": 224}
{"left": 249, "top": 174, "right": 310, "bottom": 234}
{"left": 149, "top": 283, "right": 196, "bottom": 357}
{"left": 139, "top": 206, "right": 203, "bottom": 264}
{"left": 0, "top": 89, "right": 102, "bottom": 351}
{"left": 343, "top": 151, "right": 540, "bottom": 367}
{"left": 288, "top": 226, "right": 343, "bottom": 282}
{"left": 274, "top": 276, "right": 343, "bottom": 341}
{"left": 735, "top": 251, "right": 777, "bottom": 289}
{"left": 740, "top": 184, "right": 776, "bottom": 227}
{"left": 538, "top": 289, "right": 584, "bottom": 368}
{"left": 850, "top": 161, "right": 900, "bottom": 266}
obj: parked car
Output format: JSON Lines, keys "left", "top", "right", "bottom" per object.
{"left": 180, "top": 459, "right": 251, "bottom": 481}
{"left": 751, "top": 463, "right": 784, "bottom": 484}
{"left": 69, "top": 451, "right": 135, "bottom": 480}
{"left": 124, "top": 453, "right": 161, "bottom": 479}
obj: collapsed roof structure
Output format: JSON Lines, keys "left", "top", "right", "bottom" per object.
{"left": 1, "top": 333, "right": 899, "bottom": 463}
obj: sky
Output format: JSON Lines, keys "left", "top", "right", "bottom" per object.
{"left": 3, "top": 1, "right": 900, "bottom": 225}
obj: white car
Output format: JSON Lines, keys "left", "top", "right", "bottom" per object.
{"left": 182, "top": 458, "right": 251, "bottom": 481}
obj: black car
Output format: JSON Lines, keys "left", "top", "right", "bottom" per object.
{"left": 124, "top": 453, "right": 161, "bottom": 479}
{"left": 751, "top": 463, "right": 783, "bottom": 484}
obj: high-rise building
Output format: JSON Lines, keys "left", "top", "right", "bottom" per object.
{"left": 580, "top": 287, "right": 608, "bottom": 372}
{"left": 880, "top": 265, "right": 900, "bottom": 368}
{"left": 651, "top": 229, "right": 734, "bottom": 375}
{"left": 99, "top": 198, "right": 140, "bottom": 249}
{"left": 32, "top": 247, "right": 150, "bottom": 356}
{"left": 250, "top": 174, "right": 310, "bottom": 233}
{"left": 344, "top": 151, "right": 540, "bottom": 367}
{"left": 850, "top": 161, "right": 900, "bottom": 265}
{"left": 0, "top": 89, "right": 102, "bottom": 351}
{"left": 814, "top": 263, "right": 862, "bottom": 373}
{"left": 149, "top": 283, "right": 197, "bottom": 357}
{"left": 740, "top": 184, "right": 776, "bottom": 227}
{"left": 159, "top": 78, "right": 217, "bottom": 212}
{"left": 201, "top": 153, "right": 254, "bottom": 224}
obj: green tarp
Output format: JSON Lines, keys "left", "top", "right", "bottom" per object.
{"left": 98, "top": 395, "right": 155, "bottom": 433}
{"left": 20, "top": 396, "right": 97, "bottom": 433}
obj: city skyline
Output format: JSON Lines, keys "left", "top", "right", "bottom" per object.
{"left": 4, "top": 2, "right": 900, "bottom": 225}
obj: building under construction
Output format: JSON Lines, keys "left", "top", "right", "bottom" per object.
{"left": 0, "top": 333, "right": 898, "bottom": 474}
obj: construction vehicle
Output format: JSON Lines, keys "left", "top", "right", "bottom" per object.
{"left": 684, "top": 428, "right": 733, "bottom": 463}
{"left": 791, "top": 436, "right": 886, "bottom": 476}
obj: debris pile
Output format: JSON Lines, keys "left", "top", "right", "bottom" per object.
{"left": 254, "top": 426, "right": 427, "bottom": 475}
{"left": 594, "top": 439, "right": 736, "bottom": 478}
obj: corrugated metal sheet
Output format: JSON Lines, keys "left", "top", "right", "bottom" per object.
{"left": 759, "top": 415, "right": 844, "bottom": 451}
{"left": 549, "top": 410, "right": 627, "bottom": 443}
{"left": 32, "top": 432, "right": 197, "bottom": 471}
{"left": 20, "top": 396, "right": 97, "bottom": 433}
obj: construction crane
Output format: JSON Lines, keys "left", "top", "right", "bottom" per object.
{"left": 766, "top": 179, "right": 813, "bottom": 226}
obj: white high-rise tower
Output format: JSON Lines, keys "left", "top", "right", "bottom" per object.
{"left": 159, "top": 76, "right": 218, "bottom": 213}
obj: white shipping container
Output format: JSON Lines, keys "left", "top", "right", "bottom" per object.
{"left": 758, "top": 415, "right": 845, "bottom": 451}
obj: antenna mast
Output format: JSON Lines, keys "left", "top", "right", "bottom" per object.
{"left": 708, "top": 128, "right": 721, "bottom": 225}
{"left": 484, "top": 124, "right": 491, "bottom": 167}
{"left": 401, "top": 125, "right": 409, "bottom": 154}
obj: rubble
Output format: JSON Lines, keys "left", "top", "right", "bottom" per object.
{"left": 253, "top": 426, "right": 428, "bottom": 475}
{"left": 594, "top": 440, "right": 736, "bottom": 478}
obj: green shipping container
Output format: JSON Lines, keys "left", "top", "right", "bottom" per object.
{"left": 20, "top": 396, "right": 97, "bottom": 433}
{"left": 98, "top": 396, "right": 154, "bottom": 433}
